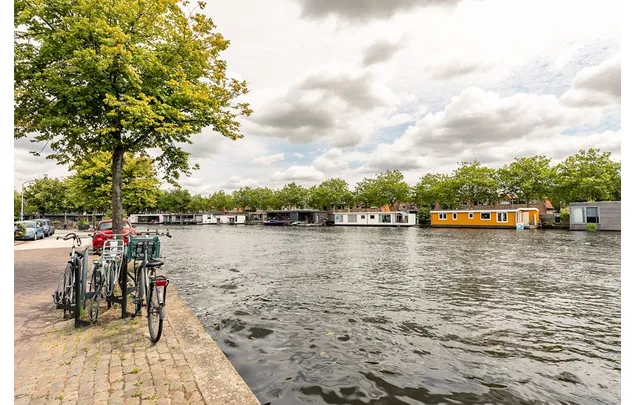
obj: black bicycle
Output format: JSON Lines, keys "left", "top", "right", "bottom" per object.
{"left": 52, "top": 233, "right": 87, "bottom": 320}
{"left": 128, "top": 231, "right": 172, "bottom": 343}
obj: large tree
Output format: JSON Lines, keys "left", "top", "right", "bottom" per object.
{"left": 232, "top": 187, "right": 253, "bottom": 211}
{"left": 69, "top": 152, "right": 161, "bottom": 214}
{"left": 412, "top": 173, "right": 458, "bottom": 209}
{"left": 15, "top": 0, "right": 251, "bottom": 233}
{"left": 310, "top": 178, "right": 353, "bottom": 210}
{"left": 355, "top": 170, "right": 410, "bottom": 208}
{"left": 209, "top": 191, "right": 233, "bottom": 211}
{"left": 23, "top": 176, "right": 73, "bottom": 215}
{"left": 157, "top": 188, "right": 193, "bottom": 212}
{"left": 553, "top": 148, "right": 621, "bottom": 205}
{"left": 498, "top": 156, "right": 555, "bottom": 206}
{"left": 453, "top": 160, "right": 499, "bottom": 207}
{"left": 277, "top": 182, "right": 309, "bottom": 209}
{"left": 187, "top": 194, "right": 210, "bottom": 212}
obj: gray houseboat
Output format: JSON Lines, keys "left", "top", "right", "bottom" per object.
{"left": 569, "top": 201, "right": 620, "bottom": 231}
{"left": 265, "top": 209, "right": 327, "bottom": 225}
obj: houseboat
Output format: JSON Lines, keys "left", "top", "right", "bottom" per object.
{"left": 246, "top": 211, "right": 267, "bottom": 224}
{"left": 212, "top": 213, "right": 246, "bottom": 225}
{"left": 430, "top": 208, "right": 539, "bottom": 229}
{"left": 264, "top": 209, "right": 327, "bottom": 226}
{"left": 328, "top": 211, "right": 416, "bottom": 227}
{"left": 129, "top": 214, "right": 165, "bottom": 225}
{"left": 569, "top": 201, "right": 620, "bottom": 231}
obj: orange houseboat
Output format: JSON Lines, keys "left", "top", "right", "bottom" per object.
{"left": 430, "top": 208, "right": 540, "bottom": 229}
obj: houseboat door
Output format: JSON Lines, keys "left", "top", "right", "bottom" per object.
{"left": 522, "top": 211, "right": 530, "bottom": 225}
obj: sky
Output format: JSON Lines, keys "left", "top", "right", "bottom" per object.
{"left": 13, "top": 0, "right": 622, "bottom": 194}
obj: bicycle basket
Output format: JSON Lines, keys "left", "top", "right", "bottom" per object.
{"left": 127, "top": 236, "right": 161, "bottom": 260}
{"left": 103, "top": 239, "right": 126, "bottom": 260}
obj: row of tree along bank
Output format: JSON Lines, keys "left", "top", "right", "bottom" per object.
{"left": 16, "top": 148, "right": 620, "bottom": 220}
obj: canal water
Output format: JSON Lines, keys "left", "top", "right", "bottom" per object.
{"left": 161, "top": 226, "right": 620, "bottom": 405}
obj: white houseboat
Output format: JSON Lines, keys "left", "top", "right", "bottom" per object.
{"left": 212, "top": 213, "right": 246, "bottom": 225}
{"left": 129, "top": 214, "right": 165, "bottom": 225}
{"left": 328, "top": 211, "right": 416, "bottom": 227}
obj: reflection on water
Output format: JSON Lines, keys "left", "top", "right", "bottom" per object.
{"left": 162, "top": 226, "right": 620, "bottom": 405}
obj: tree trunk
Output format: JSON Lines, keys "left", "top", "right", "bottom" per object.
{"left": 111, "top": 146, "right": 125, "bottom": 234}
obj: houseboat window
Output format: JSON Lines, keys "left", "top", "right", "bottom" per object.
{"left": 334, "top": 215, "right": 342, "bottom": 222}
{"left": 361, "top": 215, "right": 366, "bottom": 219}
{"left": 586, "top": 207, "right": 599, "bottom": 223}
{"left": 468, "top": 213, "right": 474, "bottom": 219}
{"left": 480, "top": 213, "right": 491, "bottom": 220}
{"left": 573, "top": 206, "right": 599, "bottom": 224}
{"left": 438, "top": 213, "right": 447, "bottom": 220}
{"left": 370, "top": 215, "right": 375, "bottom": 219}
{"left": 497, "top": 212, "right": 508, "bottom": 222}
{"left": 381, "top": 214, "right": 391, "bottom": 223}
{"left": 348, "top": 215, "right": 357, "bottom": 223}
{"left": 452, "top": 213, "right": 457, "bottom": 220}
{"left": 571, "top": 207, "right": 584, "bottom": 224}
{"left": 396, "top": 215, "right": 408, "bottom": 223}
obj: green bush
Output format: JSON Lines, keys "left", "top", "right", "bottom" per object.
{"left": 587, "top": 223, "right": 597, "bottom": 232}
{"left": 560, "top": 208, "right": 570, "bottom": 222}
{"left": 78, "top": 219, "right": 90, "bottom": 231}
{"left": 14, "top": 222, "right": 27, "bottom": 238}
{"left": 52, "top": 220, "right": 62, "bottom": 228}
{"left": 417, "top": 207, "right": 431, "bottom": 225}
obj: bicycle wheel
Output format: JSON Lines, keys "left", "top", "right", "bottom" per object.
{"left": 103, "top": 261, "right": 115, "bottom": 297}
{"left": 88, "top": 270, "right": 102, "bottom": 322}
{"left": 147, "top": 285, "right": 163, "bottom": 343}
{"left": 133, "top": 264, "right": 144, "bottom": 316}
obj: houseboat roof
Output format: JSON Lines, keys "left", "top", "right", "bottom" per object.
{"left": 568, "top": 201, "right": 621, "bottom": 205}
{"left": 266, "top": 209, "right": 326, "bottom": 214}
{"left": 333, "top": 211, "right": 413, "bottom": 215}
{"left": 430, "top": 208, "right": 540, "bottom": 213}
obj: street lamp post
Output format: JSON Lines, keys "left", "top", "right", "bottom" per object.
{"left": 20, "top": 179, "right": 36, "bottom": 221}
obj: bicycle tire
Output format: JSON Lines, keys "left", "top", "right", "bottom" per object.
{"left": 147, "top": 285, "right": 163, "bottom": 343}
{"left": 62, "top": 263, "right": 75, "bottom": 307}
{"left": 134, "top": 264, "right": 144, "bottom": 316}
{"left": 88, "top": 270, "right": 102, "bottom": 322}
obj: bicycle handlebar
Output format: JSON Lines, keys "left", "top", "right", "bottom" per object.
{"left": 57, "top": 233, "right": 82, "bottom": 246}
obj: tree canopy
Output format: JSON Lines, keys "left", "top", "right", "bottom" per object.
{"left": 553, "top": 148, "right": 621, "bottom": 205}
{"left": 15, "top": 0, "right": 251, "bottom": 232}
{"left": 498, "top": 156, "right": 555, "bottom": 206}
{"left": 69, "top": 152, "right": 161, "bottom": 214}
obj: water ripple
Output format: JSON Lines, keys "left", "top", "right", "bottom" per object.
{"left": 163, "top": 226, "right": 620, "bottom": 405}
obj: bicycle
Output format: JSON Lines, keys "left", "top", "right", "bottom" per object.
{"left": 128, "top": 230, "right": 171, "bottom": 342}
{"left": 52, "top": 233, "right": 87, "bottom": 320}
{"left": 85, "top": 234, "right": 127, "bottom": 322}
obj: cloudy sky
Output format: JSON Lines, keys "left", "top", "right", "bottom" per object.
{"left": 14, "top": 0, "right": 621, "bottom": 194}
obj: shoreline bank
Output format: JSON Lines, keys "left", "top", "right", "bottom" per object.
{"left": 14, "top": 247, "right": 260, "bottom": 405}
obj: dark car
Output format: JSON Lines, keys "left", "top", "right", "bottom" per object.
{"left": 92, "top": 219, "right": 136, "bottom": 251}
{"left": 40, "top": 219, "right": 55, "bottom": 237}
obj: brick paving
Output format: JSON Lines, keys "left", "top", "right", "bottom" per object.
{"left": 14, "top": 248, "right": 259, "bottom": 405}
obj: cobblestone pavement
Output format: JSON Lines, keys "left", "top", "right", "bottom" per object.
{"left": 15, "top": 248, "right": 259, "bottom": 405}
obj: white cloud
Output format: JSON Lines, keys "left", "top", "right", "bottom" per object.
{"left": 271, "top": 165, "right": 324, "bottom": 182}
{"left": 293, "top": 0, "right": 461, "bottom": 23}
{"left": 252, "top": 153, "right": 285, "bottom": 165}
{"left": 361, "top": 39, "right": 404, "bottom": 66}
{"left": 561, "top": 54, "right": 621, "bottom": 107}
{"left": 244, "top": 62, "right": 400, "bottom": 147}
{"left": 13, "top": 0, "right": 621, "bottom": 194}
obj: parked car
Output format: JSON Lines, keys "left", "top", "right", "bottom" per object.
{"left": 15, "top": 221, "right": 45, "bottom": 240}
{"left": 91, "top": 219, "right": 136, "bottom": 251}
{"left": 42, "top": 219, "right": 55, "bottom": 236}
{"left": 38, "top": 219, "right": 54, "bottom": 237}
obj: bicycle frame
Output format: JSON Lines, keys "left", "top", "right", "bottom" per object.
{"left": 54, "top": 233, "right": 90, "bottom": 327}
